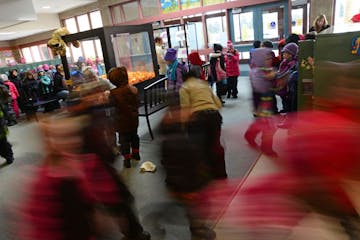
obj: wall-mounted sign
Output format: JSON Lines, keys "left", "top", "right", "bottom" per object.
{"left": 351, "top": 36, "right": 360, "bottom": 55}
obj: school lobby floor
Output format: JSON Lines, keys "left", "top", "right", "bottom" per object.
{"left": 0, "top": 76, "right": 350, "bottom": 240}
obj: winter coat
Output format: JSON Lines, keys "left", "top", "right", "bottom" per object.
{"left": 225, "top": 50, "right": 240, "bottom": 77}
{"left": 110, "top": 85, "right": 139, "bottom": 133}
{"left": 209, "top": 52, "right": 225, "bottom": 82}
{"left": 180, "top": 77, "right": 222, "bottom": 114}
{"left": 4, "top": 81, "right": 19, "bottom": 100}
{"left": 53, "top": 71, "right": 67, "bottom": 93}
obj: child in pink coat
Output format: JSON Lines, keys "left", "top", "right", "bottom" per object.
{"left": 1, "top": 74, "right": 20, "bottom": 118}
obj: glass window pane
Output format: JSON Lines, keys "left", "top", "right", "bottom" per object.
{"left": 95, "top": 39, "right": 104, "bottom": 60}
{"left": 181, "top": 0, "right": 201, "bottom": 10}
{"left": 160, "top": 0, "right": 179, "bottom": 14}
{"left": 141, "top": 0, "right": 159, "bottom": 17}
{"left": 154, "top": 29, "right": 169, "bottom": 48}
{"left": 233, "top": 14, "right": 240, "bottom": 42}
{"left": 335, "top": 0, "right": 360, "bottom": 25}
{"left": 65, "top": 17, "right": 78, "bottom": 33}
{"left": 186, "top": 22, "right": 204, "bottom": 50}
{"left": 71, "top": 44, "right": 83, "bottom": 63}
{"left": 40, "top": 44, "right": 51, "bottom": 60}
{"left": 262, "top": 12, "right": 279, "bottom": 39}
{"left": 90, "top": 11, "right": 103, "bottom": 29}
{"left": 77, "top": 14, "right": 91, "bottom": 32}
{"left": 112, "top": 5, "right": 122, "bottom": 24}
{"left": 111, "top": 32, "right": 155, "bottom": 84}
{"left": 206, "top": 16, "right": 227, "bottom": 47}
{"left": 292, "top": 8, "right": 303, "bottom": 34}
{"left": 239, "top": 12, "right": 254, "bottom": 41}
{"left": 31, "top": 46, "right": 42, "bottom": 62}
{"left": 22, "top": 47, "right": 33, "bottom": 63}
{"left": 123, "top": 2, "right": 139, "bottom": 22}
{"left": 82, "top": 40, "right": 96, "bottom": 60}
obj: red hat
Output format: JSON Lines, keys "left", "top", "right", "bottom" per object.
{"left": 188, "top": 52, "right": 204, "bottom": 66}
{"left": 351, "top": 13, "right": 360, "bottom": 23}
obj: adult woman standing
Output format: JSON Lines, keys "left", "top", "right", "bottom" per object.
{"left": 309, "top": 14, "right": 330, "bottom": 33}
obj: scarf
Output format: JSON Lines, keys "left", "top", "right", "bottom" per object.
{"left": 167, "top": 60, "right": 179, "bottom": 81}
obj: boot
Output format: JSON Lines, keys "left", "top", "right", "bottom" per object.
{"left": 131, "top": 148, "right": 140, "bottom": 161}
{"left": 123, "top": 154, "right": 132, "bottom": 168}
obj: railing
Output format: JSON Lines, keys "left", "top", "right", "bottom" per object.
{"left": 139, "top": 77, "right": 168, "bottom": 140}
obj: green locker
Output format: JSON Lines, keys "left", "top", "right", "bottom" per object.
{"left": 298, "top": 40, "right": 315, "bottom": 110}
{"left": 298, "top": 25, "right": 360, "bottom": 110}
{"left": 314, "top": 27, "right": 360, "bottom": 109}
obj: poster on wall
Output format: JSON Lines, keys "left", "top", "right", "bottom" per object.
{"left": 181, "top": 0, "right": 200, "bottom": 10}
{"left": 161, "top": 0, "right": 179, "bottom": 14}
{"left": 203, "top": 0, "right": 224, "bottom": 6}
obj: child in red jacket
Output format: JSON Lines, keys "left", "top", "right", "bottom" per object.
{"left": 225, "top": 40, "right": 240, "bottom": 98}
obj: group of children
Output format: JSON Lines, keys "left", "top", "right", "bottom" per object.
{"left": 245, "top": 37, "right": 299, "bottom": 157}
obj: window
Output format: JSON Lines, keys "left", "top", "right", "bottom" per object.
{"left": 90, "top": 11, "right": 103, "bottom": 29}
{"left": 71, "top": 44, "right": 83, "bottom": 63}
{"left": 335, "top": 0, "right": 360, "bottom": 26}
{"left": 161, "top": 0, "right": 179, "bottom": 14}
{"left": 123, "top": 2, "right": 139, "bottom": 22}
{"left": 30, "top": 46, "right": 42, "bottom": 62}
{"left": 95, "top": 39, "right": 104, "bottom": 60}
{"left": 141, "top": 0, "right": 159, "bottom": 17}
{"left": 233, "top": 12, "right": 254, "bottom": 42}
{"left": 291, "top": 8, "right": 303, "bottom": 34}
{"left": 82, "top": 40, "right": 97, "bottom": 59}
{"left": 21, "top": 47, "right": 33, "bottom": 63}
{"left": 262, "top": 11, "right": 279, "bottom": 39}
{"left": 77, "top": 14, "right": 91, "bottom": 32}
{"left": 112, "top": 5, "right": 122, "bottom": 24}
{"left": 65, "top": 17, "right": 78, "bottom": 33}
{"left": 40, "top": 44, "right": 51, "bottom": 60}
{"left": 186, "top": 22, "right": 204, "bottom": 50}
{"left": 206, "top": 15, "right": 227, "bottom": 47}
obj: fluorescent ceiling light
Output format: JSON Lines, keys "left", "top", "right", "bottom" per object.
{"left": 42, "top": 6, "right": 51, "bottom": 9}
{"left": 0, "top": 32, "right": 16, "bottom": 35}
{"left": 16, "top": 17, "right": 36, "bottom": 21}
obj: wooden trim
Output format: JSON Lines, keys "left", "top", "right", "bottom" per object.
{"left": 18, "top": 40, "right": 49, "bottom": 49}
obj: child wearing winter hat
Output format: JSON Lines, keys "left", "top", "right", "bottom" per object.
{"left": 245, "top": 47, "right": 278, "bottom": 157}
{"left": 275, "top": 42, "right": 299, "bottom": 128}
{"left": 1, "top": 74, "right": 20, "bottom": 118}
{"left": 225, "top": 40, "right": 240, "bottom": 98}
{"left": 108, "top": 67, "right": 140, "bottom": 168}
{"left": 188, "top": 52, "right": 206, "bottom": 81}
{"left": 165, "top": 48, "right": 187, "bottom": 91}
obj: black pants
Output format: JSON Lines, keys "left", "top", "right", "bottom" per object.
{"left": 0, "top": 137, "right": 13, "bottom": 161}
{"left": 119, "top": 131, "right": 140, "bottom": 156}
{"left": 188, "top": 110, "right": 227, "bottom": 179}
{"left": 226, "top": 76, "right": 238, "bottom": 97}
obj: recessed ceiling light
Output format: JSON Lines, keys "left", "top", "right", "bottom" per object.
{"left": 42, "top": 6, "right": 51, "bottom": 9}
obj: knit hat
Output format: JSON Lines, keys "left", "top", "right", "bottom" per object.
{"left": 213, "top": 44, "right": 223, "bottom": 53}
{"left": 164, "top": 48, "right": 177, "bottom": 61}
{"left": 0, "top": 74, "right": 9, "bottom": 81}
{"left": 251, "top": 48, "right": 273, "bottom": 68}
{"left": 282, "top": 43, "right": 299, "bottom": 57}
{"left": 227, "top": 40, "right": 233, "bottom": 49}
{"left": 43, "top": 64, "right": 50, "bottom": 71}
{"left": 108, "top": 66, "right": 129, "bottom": 87}
{"left": 188, "top": 52, "right": 204, "bottom": 66}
